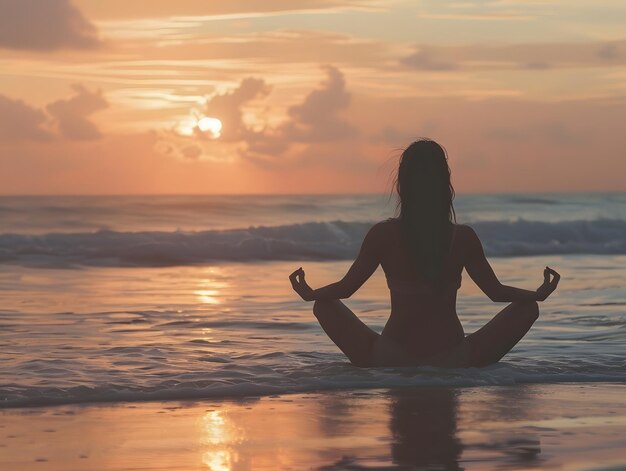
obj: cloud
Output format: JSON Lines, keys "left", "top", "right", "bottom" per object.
{"left": 597, "top": 43, "right": 620, "bottom": 61}
{"left": 157, "top": 77, "right": 272, "bottom": 162}
{"left": 417, "top": 12, "right": 533, "bottom": 21}
{"left": 106, "top": 28, "right": 391, "bottom": 68}
{"left": 0, "top": 95, "right": 53, "bottom": 142}
{"left": 163, "top": 66, "right": 357, "bottom": 163}
{"left": 0, "top": 0, "right": 100, "bottom": 51}
{"left": 240, "top": 66, "right": 357, "bottom": 164}
{"left": 179, "top": 144, "right": 203, "bottom": 160}
{"left": 401, "top": 40, "right": 626, "bottom": 71}
{"left": 3, "top": 94, "right": 626, "bottom": 194}
{"left": 47, "top": 85, "right": 108, "bottom": 140}
{"left": 0, "top": 85, "right": 107, "bottom": 142}
{"left": 281, "top": 66, "right": 356, "bottom": 142}
{"left": 80, "top": 0, "right": 382, "bottom": 20}
{"left": 204, "top": 77, "right": 271, "bottom": 141}
{"left": 400, "top": 47, "right": 458, "bottom": 71}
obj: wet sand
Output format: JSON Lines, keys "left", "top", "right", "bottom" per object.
{"left": 1, "top": 383, "right": 625, "bottom": 470}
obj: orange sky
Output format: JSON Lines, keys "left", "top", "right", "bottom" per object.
{"left": 1, "top": 0, "right": 625, "bottom": 194}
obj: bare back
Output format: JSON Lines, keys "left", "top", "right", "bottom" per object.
{"left": 376, "top": 219, "right": 467, "bottom": 360}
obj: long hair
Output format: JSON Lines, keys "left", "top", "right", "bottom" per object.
{"left": 394, "top": 139, "right": 456, "bottom": 284}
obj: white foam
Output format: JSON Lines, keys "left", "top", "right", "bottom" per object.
{"left": 2, "top": 361, "right": 625, "bottom": 408}
{"left": 0, "top": 218, "right": 624, "bottom": 267}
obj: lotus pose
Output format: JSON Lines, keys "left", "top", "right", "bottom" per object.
{"left": 289, "top": 139, "right": 560, "bottom": 368}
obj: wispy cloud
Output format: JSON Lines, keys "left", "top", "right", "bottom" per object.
{"left": 82, "top": 0, "right": 384, "bottom": 20}
{"left": 100, "top": 29, "right": 394, "bottom": 69}
{"left": 417, "top": 12, "right": 533, "bottom": 20}
{"left": 400, "top": 47, "right": 458, "bottom": 70}
{"left": 402, "top": 40, "right": 626, "bottom": 71}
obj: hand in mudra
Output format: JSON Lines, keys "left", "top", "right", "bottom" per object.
{"left": 536, "top": 267, "right": 560, "bottom": 301}
{"left": 289, "top": 267, "right": 315, "bottom": 301}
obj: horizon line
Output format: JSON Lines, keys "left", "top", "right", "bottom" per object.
{"left": 0, "top": 190, "right": 624, "bottom": 198}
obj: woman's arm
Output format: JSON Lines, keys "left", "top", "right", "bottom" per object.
{"left": 290, "top": 223, "right": 382, "bottom": 301}
{"left": 463, "top": 225, "right": 559, "bottom": 302}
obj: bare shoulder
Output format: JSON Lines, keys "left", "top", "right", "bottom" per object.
{"left": 371, "top": 218, "right": 398, "bottom": 234}
{"left": 453, "top": 224, "right": 484, "bottom": 260}
{"left": 454, "top": 223, "right": 478, "bottom": 240}
{"left": 365, "top": 218, "right": 397, "bottom": 243}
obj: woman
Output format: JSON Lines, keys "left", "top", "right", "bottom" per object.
{"left": 289, "top": 139, "right": 560, "bottom": 368}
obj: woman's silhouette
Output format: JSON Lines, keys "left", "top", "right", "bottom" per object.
{"left": 289, "top": 139, "right": 560, "bottom": 368}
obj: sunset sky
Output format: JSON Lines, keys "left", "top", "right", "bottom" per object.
{"left": 1, "top": 0, "right": 625, "bottom": 194}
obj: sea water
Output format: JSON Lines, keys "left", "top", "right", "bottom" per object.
{"left": 0, "top": 193, "right": 624, "bottom": 408}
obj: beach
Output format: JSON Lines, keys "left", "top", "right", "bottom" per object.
{"left": 3, "top": 0, "right": 626, "bottom": 467}
{"left": 1, "top": 194, "right": 625, "bottom": 469}
{"left": 2, "top": 384, "right": 626, "bottom": 470}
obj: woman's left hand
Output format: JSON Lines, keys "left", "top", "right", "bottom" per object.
{"left": 289, "top": 267, "right": 315, "bottom": 301}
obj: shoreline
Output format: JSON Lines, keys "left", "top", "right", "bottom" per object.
{"left": 2, "top": 383, "right": 625, "bottom": 470}
{"left": 3, "top": 377, "right": 626, "bottom": 411}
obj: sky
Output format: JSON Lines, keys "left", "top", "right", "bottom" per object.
{"left": 0, "top": 0, "right": 625, "bottom": 194}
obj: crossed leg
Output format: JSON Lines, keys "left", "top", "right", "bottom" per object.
{"left": 311, "top": 299, "right": 539, "bottom": 368}
{"left": 463, "top": 300, "right": 539, "bottom": 367}
{"left": 312, "top": 299, "right": 379, "bottom": 367}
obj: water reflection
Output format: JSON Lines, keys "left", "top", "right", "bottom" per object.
{"left": 6, "top": 384, "right": 616, "bottom": 470}
{"left": 389, "top": 388, "right": 463, "bottom": 470}
{"left": 315, "top": 387, "right": 543, "bottom": 470}
{"left": 461, "top": 386, "right": 544, "bottom": 468}
{"left": 194, "top": 268, "right": 229, "bottom": 305}
{"left": 194, "top": 289, "right": 221, "bottom": 305}
{"left": 201, "top": 410, "right": 243, "bottom": 471}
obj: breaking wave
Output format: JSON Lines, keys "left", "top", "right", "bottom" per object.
{"left": 2, "top": 359, "right": 625, "bottom": 408}
{"left": 0, "top": 218, "right": 624, "bottom": 267}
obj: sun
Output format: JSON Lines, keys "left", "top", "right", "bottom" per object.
{"left": 197, "top": 116, "right": 222, "bottom": 138}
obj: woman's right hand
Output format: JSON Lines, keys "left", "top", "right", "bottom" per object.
{"left": 289, "top": 267, "right": 315, "bottom": 301}
{"left": 536, "top": 267, "right": 560, "bottom": 301}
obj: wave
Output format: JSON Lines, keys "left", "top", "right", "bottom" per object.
{"left": 2, "top": 360, "right": 625, "bottom": 408}
{"left": 506, "top": 196, "right": 560, "bottom": 205}
{"left": 0, "top": 218, "right": 624, "bottom": 267}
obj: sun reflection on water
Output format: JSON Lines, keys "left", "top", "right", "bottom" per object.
{"left": 202, "top": 449, "right": 233, "bottom": 471}
{"left": 194, "top": 269, "right": 230, "bottom": 305}
{"left": 194, "top": 289, "right": 221, "bottom": 304}
{"left": 201, "top": 410, "right": 243, "bottom": 471}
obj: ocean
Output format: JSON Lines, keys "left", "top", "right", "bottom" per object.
{"left": 1, "top": 193, "right": 625, "bottom": 408}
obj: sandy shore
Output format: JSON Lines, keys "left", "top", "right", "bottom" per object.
{"left": 2, "top": 383, "right": 625, "bottom": 470}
